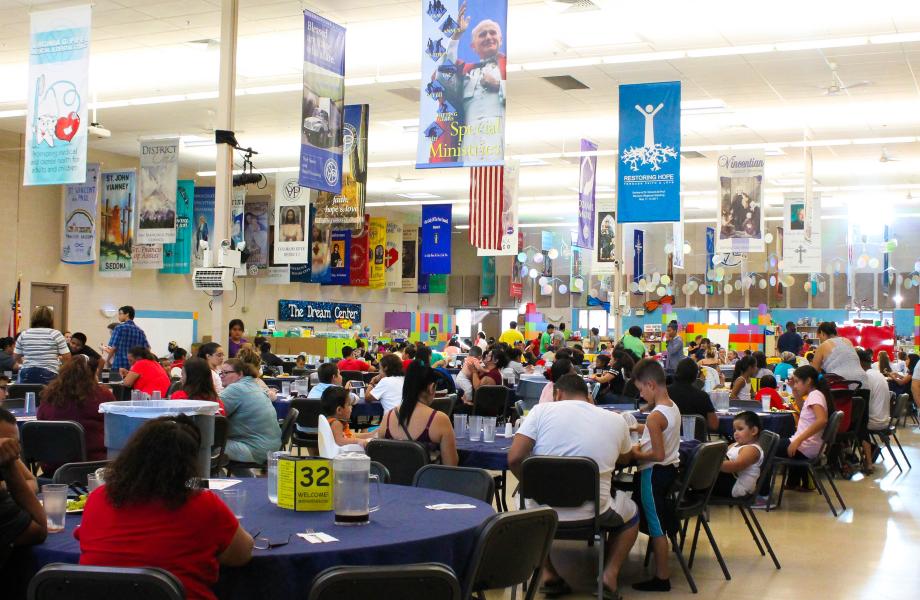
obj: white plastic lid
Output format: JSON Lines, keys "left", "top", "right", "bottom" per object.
{"left": 99, "top": 400, "right": 220, "bottom": 417}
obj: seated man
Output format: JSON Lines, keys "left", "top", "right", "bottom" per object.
{"left": 667, "top": 358, "right": 718, "bottom": 432}
{"left": 509, "top": 374, "right": 638, "bottom": 597}
{"left": 0, "top": 408, "right": 47, "bottom": 567}
{"left": 337, "top": 346, "right": 376, "bottom": 372}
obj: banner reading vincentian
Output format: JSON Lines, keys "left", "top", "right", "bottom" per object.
{"left": 592, "top": 198, "right": 616, "bottom": 276}
{"left": 401, "top": 225, "right": 418, "bottom": 292}
{"left": 385, "top": 221, "right": 403, "bottom": 290}
{"left": 314, "top": 105, "right": 368, "bottom": 234}
{"left": 137, "top": 137, "right": 179, "bottom": 244}
{"left": 368, "top": 217, "right": 387, "bottom": 289}
{"left": 417, "top": 0, "right": 508, "bottom": 169}
{"left": 617, "top": 81, "right": 681, "bottom": 223}
{"left": 299, "top": 9, "right": 346, "bottom": 194}
{"left": 243, "top": 196, "right": 270, "bottom": 275}
{"left": 328, "top": 230, "right": 351, "bottom": 285}
{"left": 716, "top": 151, "right": 765, "bottom": 253}
{"left": 99, "top": 170, "right": 135, "bottom": 278}
{"left": 160, "top": 180, "right": 193, "bottom": 274}
{"left": 274, "top": 175, "right": 309, "bottom": 264}
{"left": 62, "top": 162, "right": 99, "bottom": 264}
{"left": 420, "top": 204, "right": 451, "bottom": 274}
{"left": 192, "top": 186, "right": 215, "bottom": 269}
{"left": 350, "top": 215, "right": 369, "bottom": 287}
{"left": 576, "top": 139, "right": 598, "bottom": 249}
{"left": 24, "top": 5, "right": 91, "bottom": 186}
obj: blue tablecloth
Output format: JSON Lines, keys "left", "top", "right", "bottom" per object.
{"left": 606, "top": 406, "right": 796, "bottom": 439}
{"left": 24, "top": 478, "right": 494, "bottom": 600}
{"left": 272, "top": 400, "right": 383, "bottom": 424}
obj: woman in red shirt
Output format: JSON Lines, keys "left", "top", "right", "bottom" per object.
{"left": 37, "top": 357, "right": 112, "bottom": 471}
{"left": 170, "top": 357, "right": 226, "bottom": 415}
{"left": 120, "top": 346, "right": 171, "bottom": 398}
{"left": 76, "top": 415, "right": 253, "bottom": 600}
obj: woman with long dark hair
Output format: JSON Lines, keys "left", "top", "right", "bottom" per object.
{"left": 76, "top": 416, "right": 253, "bottom": 599}
{"left": 197, "top": 342, "right": 225, "bottom": 393}
{"left": 170, "top": 357, "right": 225, "bottom": 415}
{"left": 120, "top": 346, "right": 170, "bottom": 398}
{"left": 377, "top": 361, "right": 457, "bottom": 465}
{"left": 730, "top": 356, "right": 758, "bottom": 402}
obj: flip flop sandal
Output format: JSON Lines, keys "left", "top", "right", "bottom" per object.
{"left": 538, "top": 579, "right": 573, "bottom": 597}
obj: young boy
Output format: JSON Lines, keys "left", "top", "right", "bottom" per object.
{"left": 630, "top": 359, "right": 682, "bottom": 592}
{"left": 320, "top": 386, "right": 375, "bottom": 448}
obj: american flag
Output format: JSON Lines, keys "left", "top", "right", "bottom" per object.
{"left": 469, "top": 166, "right": 504, "bottom": 250}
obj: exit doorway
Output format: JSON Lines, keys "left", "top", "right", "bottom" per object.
{"left": 30, "top": 283, "right": 69, "bottom": 332}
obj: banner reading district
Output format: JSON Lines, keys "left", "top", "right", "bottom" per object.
{"left": 137, "top": 137, "right": 179, "bottom": 244}
{"left": 417, "top": 0, "right": 507, "bottom": 169}
{"left": 25, "top": 5, "right": 91, "bottom": 186}
{"left": 61, "top": 162, "right": 99, "bottom": 264}
{"left": 617, "top": 81, "right": 681, "bottom": 223}
{"left": 299, "top": 10, "right": 345, "bottom": 194}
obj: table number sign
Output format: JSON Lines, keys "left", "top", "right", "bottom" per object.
{"left": 277, "top": 456, "right": 333, "bottom": 511}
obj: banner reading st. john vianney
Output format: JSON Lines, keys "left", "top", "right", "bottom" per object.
{"left": 299, "top": 10, "right": 345, "bottom": 194}
{"left": 61, "top": 162, "right": 99, "bottom": 264}
{"left": 417, "top": 0, "right": 507, "bottom": 169}
{"left": 99, "top": 170, "right": 136, "bottom": 278}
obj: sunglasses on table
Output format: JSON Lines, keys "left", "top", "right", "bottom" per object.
{"left": 251, "top": 531, "right": 294, "bottom": 550}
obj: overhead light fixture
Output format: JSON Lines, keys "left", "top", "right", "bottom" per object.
{"left": 396, "top": 192, "right": 440, "bottom": 200}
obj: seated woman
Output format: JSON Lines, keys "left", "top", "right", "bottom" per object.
{"left": 377, "top": 361, "right": 458, "bottom": 466}
{"left": 235, "top": 347, "right": 277, "bottom": 401}
{"left": 170, "top": 357, "right": 225, "bottom": 415}
{"left": 321, "top": 386, "right": 375, "bottom": 448}
{"left": 120, "top": 346, "right": 171, "bottom": 398}
{"left": 37, "top": 357, "right": 112, "bottom": 471}
{"left": 76, "top": 415, "right": 253, "bottom": 600}
{"left": 539, "top": 358, "right": 576, "bottom": 404}
{"left": 773, "top": 352, "right": 797, "bottom": 381}
{"left": 730, "top": 356, "right": 758, "bottom": 402}
{"left": 887, "top": 353, "right": 918, "bottom": 396}
{"left": 713, "top": 411, "right": 764, "bottom": 498}
{"left": 219, "top": 359, "right": 282, "bottom": 465}
{"left": 366, "top": 353, "right": 405, "bottom": 413}
{"left": 471, "top": 348, "right": 509, "bottom": 391}
{"left": 197, "top": 343, "right": 226, "bottom": 393}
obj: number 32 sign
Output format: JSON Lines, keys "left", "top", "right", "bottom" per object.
{"left": 277, "top": 456, "right": 333, "bottom": 511}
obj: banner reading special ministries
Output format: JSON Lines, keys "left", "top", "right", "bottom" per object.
{"left": 99, "top": 170, "right": 136, "bottom": 278}
{"left": 417, "top": 0, "right": 507, "bottom": 169}
{"left": 299, "top": 10, "right": 346, "bottom": 194}
{"left": 617, "top": 82, "right": 681, "bottom": 223}
{"left": 25, "top": 5, "right": 91, "bottom": 186}
{"left": 62, "top": 162, "right": 99, "bottom": 264}
{"left": 716, "top": 151, "right": 765, "bottom": 253}
{"left": 420, "top": 205, "right": 451, "bottom": 274}
{"left": 161, "top": 180, "right": 193, "bottom": 274}
{"left": 314, "top": 105, "right": 368, "bottom": 235}
{"left": 137, "top": 137, "right": 179, "bottom": 244}
{"left": 576, "top": 139, "right": 598, "bottom": 250}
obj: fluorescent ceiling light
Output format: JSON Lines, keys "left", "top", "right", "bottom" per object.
{"left": 396, "top": 192, "right": 440, "bottom": 200}
{"left": 869, "top": 32, "right": 920, "bottom": 44}
{"left": 519, "top": 158, "right": 549, "bottom": 167}
{"left": 367, "top": 199, "right": 463, "bottom": 207}
{"left": 521, "top": 57, "right": 602, "bottom": 71}
{"left": 775, "top": 37, "right": 868, "bottom": 51}
{"left": 454, "top": 221, "right": 578, "bottom": 230}
{"left": 368, "top": 160, "right": 415, "bottom": 168}
{"left": 686, "top": 44, "right": 774, "bottom": 58}
{"left": 602, "top": 51, "right": 686, "bottom": 64}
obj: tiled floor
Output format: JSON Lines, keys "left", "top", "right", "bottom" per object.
{"left": 487, "top": 426, "right": 920, "bottom": 600}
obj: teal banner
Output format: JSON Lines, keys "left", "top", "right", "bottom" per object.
{"left": 161, "top": 180, "right": 193, "bottom": 274}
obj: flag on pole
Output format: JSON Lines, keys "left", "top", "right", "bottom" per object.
{"left": 7, "top": 278, "right": 21, "bottom": 338}
{"left": 469, "top": 166, "right": 504, "bottom": 251}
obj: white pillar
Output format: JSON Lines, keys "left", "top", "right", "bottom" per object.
{"left": 211, "top": 0, "right": 239, "bottom": 345}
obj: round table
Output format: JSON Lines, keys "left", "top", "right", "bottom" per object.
{"left": 604, "top": 407, "right": 796, "bottom": 439}
{"left": 26, "top": 478, "right": 494, "bottom": 599}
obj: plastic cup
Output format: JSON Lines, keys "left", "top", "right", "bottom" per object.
{"left": 482, "top": 417, "right": 497, "bottom": 443}
{"left": 24, "top": 392, "right": 35, "bottom": 413}
{"left": 42, "top": 484, "right": 68, "bottom": 532}
{"left": 221, "top": 488, "right": 247, "bottom": 519}
{"left": 282, "top": 381, "right": 291, "bottom": 396}
{"left": 468, "top": 416, "right": 482, "bottom": 442}
{"left": 762, "top": 396, "right": 772, "bottom": 413}
{"left": 151, "top": 391, "right": 161, "bottom": 400}
{"left": 267, "top": 451, "right": 286, "bottom": 504}
{"left": 87, "top": 473, "right": 103, "bottom": 493}
{"left": 681, "top": 416, "right": 696, "bottom": 442}
{"left": 453, "top": 414, "right": 467, "bottom": 438}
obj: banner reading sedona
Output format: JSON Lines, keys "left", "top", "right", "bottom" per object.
{"left": 417, "top": 0, "right": 507, "bottom": 169}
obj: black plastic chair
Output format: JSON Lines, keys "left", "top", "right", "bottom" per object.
{"left": 28, "top": 563, "right": 184, "bottom": 600}
{"left": 472, "top": 385, "right": 508, "bottom": 418}
{"left": 834, "top": 390, "right": 867, "bottom": 470}
{"left": 0, "top": 397, "right": 25, "bottom": 410}
{"left": 709, "top": 431, "right": 781, "bottom": 570}
{"left": 868, "top": 393, "right": 911, "bottom": 472}
{"left": 51, "top": 460, "right": 109, "bottom": 486}
{"left": 21, "top": 421, "right": 86, "bottom": 475}
{"left": 519, "top": 456, "right": 609, "bottom": 600}
{"left": 672, "top": 441, "right": 730, "bottom": 593}
{"left": 461, "top": 508, "right": 557, "bottom": 600}
{"left": 772, "top": 410, "right": 846, "bottom": 516}
{"left": 291, "top": 398, "right": 323, "bottom": 455}
{"left": 340, "top": 371, "right": 365, "bottom": 386}
{"left": 279, "top": 407, "right": 299, "bottom": 452}
{"left": 429, "top": 394, "right": 456, "bottom": 418}
{"left": 366, "top": 439, "right": 429, "bottom": 486}
{"left": 370, "top": 460, "right": 391, "bottom": 484}
{"left": 7, "top": 383, "right": 45, "bottom": 399}
{"left": 165, "top": 380, "right": 182, "bottom": 398}
{"left": 211, "top": 415, "right": 229, "bottom": 477}
{"left": 308, "top": 563, "right": 460, "bottom": 600}
{"left": 413, "top": 464, "right": 495, "bottom": 504}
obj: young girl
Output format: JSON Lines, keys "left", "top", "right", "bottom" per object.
{"left": 630, "top": 358, "right": 681, "bottom": 592}
{"left": 320, "top": 386, "right": 375, "bottom": 448}
{"left": 778, "top": 365, "right": 833, "bottom": 492}
{"left": 714, "top": 411, "right": 764, "bottom": 497}
{"left": 754, "top": 374, "right": 786, "bottom": 410}
{"left": 730, "top": 356, "right": 758, "bottom": 402}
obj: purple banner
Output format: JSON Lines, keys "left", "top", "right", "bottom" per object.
{"left": 576, "top": 138, "right": 597, "bottom": 249}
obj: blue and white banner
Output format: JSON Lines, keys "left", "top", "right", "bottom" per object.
{"left": 24, "top": 5, "right": 92, "bottom": 186}
{"left": 192, "top": 186, "right": 215, "bottom": 269}
{"left": 417, "top": 0, "right": 507, "bottom": 169}
{"left": 328, "top": 230, "right": 351, "bottom": 285}
{"left": 61, "top": 162, "right": 99, "bottom": 264}
{"left": 672, "top": 222, "right": 684, "bottom": 270}
{"left": 420, "top": 204, "right": 452, "bottom": 274}
{"left": 632, "top": 229, "right": 644, "bottom": 290}
{"left": 705, "top": 226, "right": 715, "bottom": 285}
{"left": 160, "top": 179, "right": 193, "bottom": 274}
{"left": 299, "top": 10, "right": 346, "bottom": 194}
{"left": 576, "top": 139, "right": 597, "bottom": 249}
{"left": 279, "top": 299, "right": 361, "bottom": 323}
{"left": 617, "top": 81, "right": 681, "bottom": 223}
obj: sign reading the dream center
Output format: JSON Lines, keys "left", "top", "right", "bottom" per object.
{"left": 279, "top": 299, "right": 361, "bottom": 323}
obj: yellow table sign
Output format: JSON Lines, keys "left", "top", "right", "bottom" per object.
{"left": 277, "top": 456, "right": 333, "bottom": 511}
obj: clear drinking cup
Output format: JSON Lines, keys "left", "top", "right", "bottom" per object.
{"left": 453, "top": 414, "right": 467, "bottom": 438}
{"left": 42, "top": 484, "right": 68, "bottom": 532}
{"left": 482, "top": 417, "right": 497, "bottom": 443}
{"left": 282, "top": 381, "right": 291, "bottom": 396}
{"left": 221, "top": 488, "right": 247, "bottom": 519}
{"left": 24, "top": 392, "right": 36, "bottom": 413}
{"left": 87, "top": 473, "right": 103, "bottom": 493}
{"left": 267, "top": 451, "right": 286, "bottom": 504}
{"left": 468, "top": 415, "right": 482, "bottom": 441}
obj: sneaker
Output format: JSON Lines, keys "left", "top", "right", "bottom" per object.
{"left": 632, "top": 577, "right": 671, "bottom": 592}
{"left": 751, "top": 495, "right": 778, "bottom": 510}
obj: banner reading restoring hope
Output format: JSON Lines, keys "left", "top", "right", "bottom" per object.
{"left": 617, "top": 81, "right": 681, "bottom": 223}
{"left": 62, "top": 162, "right": 99, "bottom": 264}
{"left": 417, "top": 0, "right": 507, "bottom": 169}
{"left": 99, "top": 170, "right": 136, "bottom": 278}
{"left": 299, "top": 10, "right": 346, "bottom": 194}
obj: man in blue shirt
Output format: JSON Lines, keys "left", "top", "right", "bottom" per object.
{"left": 103, "top": 306, "right": 149, "bottom": 373}
{"left": 664, "top": 322, "right": 684, "bottom": 376}
{"left": 776, "top": 322, "right": 803, "bottom": 356}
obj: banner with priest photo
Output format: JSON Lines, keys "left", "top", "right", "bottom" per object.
{"left": 274, "top": 175, "right": 310, "bottom": 264}
{"left": 716, "top": 151, "right": 766, "bottom": 253}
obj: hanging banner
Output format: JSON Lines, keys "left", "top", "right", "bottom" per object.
{"left": 428, "top": 274, "right": 448, "bottom": 294}
{"left": 290, "top": 263, "right": 312, "bottom": 283}
{"left": 265, "top": 266, "right": 291, "bottom": 285}
{"left": 592, "top": 198, "right": 616, "bottom": 275}
{"left": 328, "top": 230, "right": 351, "bottom": 285}
{"left": 314, "top": 104, "right": 368, "bottom": 234}
{"left": 477, "top": 160, "right": 519, "bottom": 256}
{"left": 24, "top": 5, "right": 91, "bottom": 186}
{"left": 99, "top": 170, "right": 136, "bottom": 278}
{"left": 510, "top": 230, "right": 524, "bottom": 299}
{"left": 617, "top": 81, "right": 681, "bottom": 223}
{"left": 230, "top": 189, "right": 247, "bottom": 276}
{"left": 161, "top": 180, "right": 193, "bottom": 274}
{"left": 310, "top": 204, "right": 332, "bottom": 284}
{"left": 672, "top": 222, "right": 684, "bottom": 270}
{"left": 61, "top": 162, "right": 99, "bottom": 264}
{"left": 481, "top": 256, "right": 496, "bottom": 296}
{"left": 274, "top": 175, "right": 310, "bottom": 264}
{"left": 782, "top": 193, "right": 821, "bottom": 274}
{"left": 243, "top": 196, "right": 271, "bottom": 275}
{"left": 576, "top": 139, "right": 598, "bottom": 249}
{"left": 420, "top": 204, "right": 452, "bottom": 274}
{"left": 632, "top": 229, "right": 645, "bottom": 290}
{"left": 299, "top": 10, "right": 346, "bottom": 194}
{"left": 137, "top": 137, "right": 179, "bottom": 244}
{"left": 385, "top": 222, "right": 404, "bottom": 290}
{"left": 883, "top": 225, "right": 890, "bottom": 297}
{"left": 192, "top": 186, "right": 215, "bottom": 269}
{"left": 417, "top": 0, "right": 508, "bottom": 169}
{"left": 401, "top": 225, "right": 419, "bottom": 292}
{"left": 368, "top": 217, "right": 387, "bottom": 289}
{"left": 132, "top": 243, "right": 162, "bottom": 269}
{"left": 705, "top": 226, "right": 715, "bottom": 286}
{"left": 717, "top": 151, "right": 765, "bottom": 253}
{"left": 350, "top": 215, "right": 370, "bottom": 287}
{"left": 571, "top": 234, "right": 587, "bottom": 294}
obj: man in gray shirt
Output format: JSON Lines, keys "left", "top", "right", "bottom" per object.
{"left": 664, "top": 322, "right": 684, "bottom": 376}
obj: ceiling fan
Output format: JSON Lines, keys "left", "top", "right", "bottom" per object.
{"left": 879, "top": 147, "right": 901, "bottom": 163}
{"left": 822, "top": 62, "right": 871, "bottom": 96}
